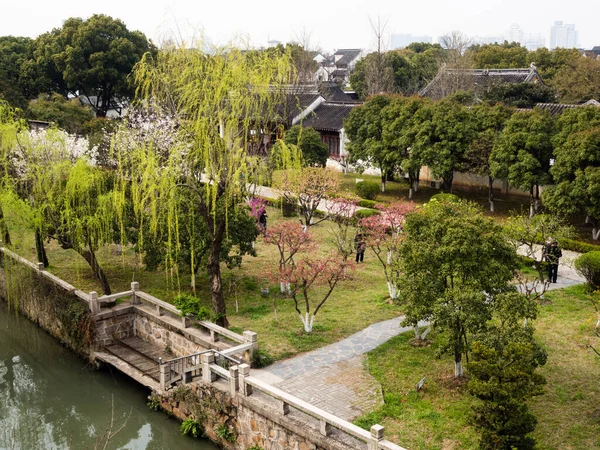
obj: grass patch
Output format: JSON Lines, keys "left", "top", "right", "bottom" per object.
{"left": 357, "top": 285, "right": 600, "bottom": 450}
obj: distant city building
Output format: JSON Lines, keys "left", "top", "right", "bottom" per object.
{"left": 524, "top": 33, "right": 546, "bottom": 50}
{"left": 390, "top": 33, "right": 432, "bottom": 49}
{"left": 550, "top": 21, "right": 578, "bottom": 49}
{"left": 471, "top": 35, "right": 504, "bottom": 46}
{"left": 505, "top": 23, "right": 525, "bottom": 45}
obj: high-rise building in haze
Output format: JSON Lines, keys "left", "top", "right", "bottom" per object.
{"left": 505, "top": 23, "right": 525, "bottom": 45}
{"left": 524, "top": 33, "right": 546, "bottom": 50}
{"left": 550, "top": 21, "right": 579, "bottom": 49}
{"left": 390, "top": 33, "right": 432, "bottom": 49}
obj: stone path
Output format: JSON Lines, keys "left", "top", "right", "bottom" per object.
{"left": 251, "top": 245, "right": 586, "bottom": 421}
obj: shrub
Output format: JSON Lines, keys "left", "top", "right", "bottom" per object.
{"left": 430, "top": 193, "right": 459, "bottom": 203}
{"left": 173, "top": 294, "right": 214, "bottom": 321}
{"left": 574, "top": 251, "right": 600, "bottom": 290}
{"left": 356, "top": 181, "right": 380, "bottom": 200}
{"left": 354, "top": 208, "right": 380, "bottom": 220}
{"left": 252, "top": 348, "right": 274, "bottom": 368}
{"left": 215, "top": 423, "right": 237, "bottom": 442}
{"left": 281, "top": 197, "right": 297, "bottom": 217}
{"left": 180, "top": 419, "right": 205, "bottom": 438}
{"left": 357, "top": 199, "right": 378, "bottom": 208}
{"left": 559, "top": 238, "right": 600, "bottom": 254}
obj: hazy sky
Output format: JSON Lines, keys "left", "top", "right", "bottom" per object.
{"left": 1, "top": 0, "right": 597, "bottom": 51}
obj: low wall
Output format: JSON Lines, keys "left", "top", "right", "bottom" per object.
{"left": 0, "top": 250, "right": 94, "bottom": 359}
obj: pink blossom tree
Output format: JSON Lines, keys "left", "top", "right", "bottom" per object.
{"left": 264, "top": 222, "right": 314, "bottom": 293}
{"left": 360, "top": 201, "right": 415, "bottom": 299}
{"left": 281, "top": 254, "right": 355, "bottom": 332}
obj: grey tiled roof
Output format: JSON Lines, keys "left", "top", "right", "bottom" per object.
{"left": 301, "top": 102, "right": 360, "bottom": 132}
{"left": 420, "top": 66, "right": 544, "bottom": 100}
{"left": 331, "top": 49, "right": 362, "bottom": 67}
{"left": 536, "top": 99, "right": 600, "bottom": 116}
{"left": 318, "top": 82, "right": 356, "bottom": 102}
{"left": 276, "top": 92, "right": 322, "bottom": 124}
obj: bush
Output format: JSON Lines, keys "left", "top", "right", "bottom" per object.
{"left": 356, "top": 181, "right": 380, "bottom": 200}
{"left": 574, "top": 251, "right": 600, "bottom": 289}
{"left": 559, "top": 238, "right": 600, "bottom": 254}
{"left": 357, "top": 199, "right": 378, "bottom": 208}
{"left": 180, "top": 419, "right": 205, "bottom": 438}
{"left": 281, "top": 197, "right": 297, "bottom": 217}
{"left": 430, "top": 193, "right": 459, "bottom": 203}
{"left": 173, "top": 294, "right": 214, "bottom": 321}
{"left": 354, "top": 208, "right": 380, "bottom": 220}
{"left": 252, "top": 348, "right": 274, "bottom": 368}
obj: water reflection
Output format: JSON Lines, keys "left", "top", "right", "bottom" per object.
{"left": 0, "top": 302, "right": 216, "bottom": 450}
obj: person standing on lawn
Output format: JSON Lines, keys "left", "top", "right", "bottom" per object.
{"left": 544, "top": 238, "right": 562, "bottom": 283}
{"left": 355, "top": 233, "right": 366, "bottom": 263}
{"left": 259, "top": 210, "right": 268, "bottom": 236}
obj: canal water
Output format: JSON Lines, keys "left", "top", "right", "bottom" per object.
{"left": 0, "top": 301, "right": 218, "bottom": 450}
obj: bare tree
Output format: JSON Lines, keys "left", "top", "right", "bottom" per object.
{"left": 439, "top": 30, "right": 472, "bottom": 67}
{"left": 368, "top": 15, "right": 390, "bottom": 94}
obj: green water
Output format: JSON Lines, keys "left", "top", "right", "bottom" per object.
{"left": 0, "top": 302, "right": 218, "bottom": 450}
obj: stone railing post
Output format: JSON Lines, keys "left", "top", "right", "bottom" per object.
{"left": 202, "top": 352, "right": 217, "bottom": 384}
{"left": 210, "top": 329, "right": 219, "bottom": 343}
{"left": 182, "top": 316, "right": 191, "bottom": 328}
{"left": 367, "top": 424, "right": 384, "bottom": 450}
{"left": 243, "top": 331, "right": 258, "bottom": 364}
{"left": 239, "top": 363, "right": 252, "bottom": 397}
{"left": 159, "top": 358, "right": 166, "bottom": 391}
{"left": 228, "top": 365, "right": 239, "bottom": 396}
{"left": 89, "top": 291, "right": 100, "bottom": 314}
{"left": 130, "top": 282, "right": 140, "bottom": 305}
{"left": 37, "top": 262, "right": 45, "bottom": 271}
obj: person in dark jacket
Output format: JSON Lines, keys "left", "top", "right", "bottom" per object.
{"left": 259, "top": 210, "right": 267, "bottom": 236}
{"left": 355, "top": 233, "right": 366, "bottom": 263}
{"left": 544, "top": 238, "right": 562, "bottom": 283}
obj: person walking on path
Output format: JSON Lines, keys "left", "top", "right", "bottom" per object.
{"left": 355, "top": 233, "right": 366, "bottom": 263}
{"left": 259, "top": 210, "right": 268, "bottom": 237}
{"left": 544, "top": 238, "right": 562, "bottom": 283}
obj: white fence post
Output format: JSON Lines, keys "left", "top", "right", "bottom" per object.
{"left": 89, "top": 291, "right": 100, "bottom": 314}
{"left": 130, "top": 282, "right": 140, "bottom": 304}
{"left": 368, "top": 424, "right": 384, "bottom": 450}
{"left": 239, "top": 363, "right": 252, "bottom": 396}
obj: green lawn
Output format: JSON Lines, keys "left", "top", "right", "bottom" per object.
{"left": 356, "top": 284, "right": 600, "bottom": 450}
{"left": 7, "top": 206, "right": 401, "bottom": 361}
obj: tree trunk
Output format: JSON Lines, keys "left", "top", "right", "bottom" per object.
{"left": 35, "top": 229, "right": 49, "bottom": 268}
{"left": 208, "top": 241, "right": 228, "bottom": 328}
{"left": 529, "top": 187, "right": 535, "bottom": 218}
{"left": 79, "top": 247, "right": 111, "bottom": 295}
{"left": 454, "top": 351, "right": 464, "bottom": 378}
{"left": 0, "top": 206, "right": 10, "bottom": 245}
{"left": 488, "top": 176, "right": 495, "bottom": 213}
{"left": 408, "top": 187, "right": 413, "bottom": 199}
{"left": 443, "top": 173, "right": 453, "bottom": 194}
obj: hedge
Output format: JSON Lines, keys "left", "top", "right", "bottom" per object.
{"left": 357, "top": 199, "right": 379, "bottom": 208}
{"left": 559, "top": 238, "right": 600, "bottom": 254}
{"left": 356, "top": 181, "right": 380, "bottom": 200}
{"left": 574, "top": 251, "right": 600, "bottom": 289}
{"left": 354, "top": 208, "right": 380, "bottom": 220}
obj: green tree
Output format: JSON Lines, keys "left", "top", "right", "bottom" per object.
{"left": 468, "top": 42, "right": 529, "bottom": 69}
{"left": 490, "top": 108, "right": 554, "bottom": 216}
{"left": 26, "top": 93, "right": 94, "bottom": 134}
{"left": 468, "top": 324, "right": 547, "bottom": 450}
{"left": 462, "top": 103, "right": 513, "bottom": 211}
{"left": 530, "top": 47, "right": 581, "bottom": 82}
{"left": 114, "top": 43, "right": 294, "bottom": 327}
{"left": 345, "top": 95, "right": 398, "bottom": 192}
{"left": 381, "top": 96, "right": 430, "bottom": 198}
{"left": 482, "top": 82, "right": 556, "bottom": 108}
{"left": 400, "top": 199, "right": 519, "bottom": 377}
{"left": 544, "top": 107, "right": 600, "bottom": 239}
{"left": 49, "top": 15, "right": 155, "bottom": 117}
{"left": 412, "top": 99, "right": 476, "bottom": 193}
{"left": 0, "top": 36, "right": 33, "bottom": 109}
{"left": 283, "top": 125, "right": 328, "bottom": 167}
{"left": 552, "top": 56, "right": 600, "bottom": 104}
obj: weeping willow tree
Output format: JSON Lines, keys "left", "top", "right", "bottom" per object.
{"left": 0, "top": 101, "right": 27, "bottom": 246}
{"left": 115, "top": 42, "right": 294, "bottom": 327}
{"left": 11, "top": 128, "right": 115, "bottom": 294}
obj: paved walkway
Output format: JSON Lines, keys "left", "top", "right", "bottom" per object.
{"left": 252, "top": 245, "right": 586, "bottom": 421}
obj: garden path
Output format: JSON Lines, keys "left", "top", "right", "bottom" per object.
{"left": 251, "top": 246, "right": 585, "bottom": 421}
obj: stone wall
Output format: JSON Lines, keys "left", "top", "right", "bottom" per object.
{"left": 158, "top": 381, "right": 360, "bottom": 450}
{"left": 94, "top": 304, "right": 136, "bottom": 349}
{"left": 0, "top": 253, "right": 93, "bottom": 359}
{"left": 133, "top": 307, "right": 222, "bottom": 358}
